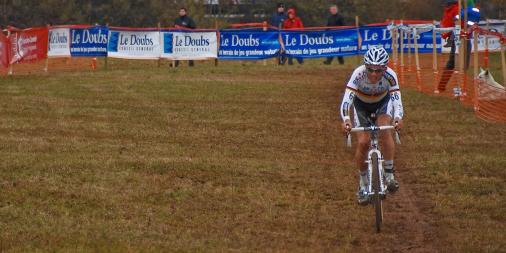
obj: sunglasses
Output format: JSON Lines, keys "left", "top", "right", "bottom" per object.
{"left": 366, "top": 67, "right": 385, "bottom": 73}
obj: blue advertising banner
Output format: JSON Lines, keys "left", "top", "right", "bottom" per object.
{"left": 416, "top": 28, "right": 441, "bottom": 53}
{"left": 359, "top": 25, "right": 440, "bottom": 54}
{"left": 278, "top": 26, "right": 440, "bottom": 59}
{"left": 281, "top": 28, "right": 359, "bottom": 58}
{"left": 218, "top": 30, "right": 280, "bottom": 60}
{"left": 70, "top": 26, "right": 108, "bottom": 57}
{"left": 359, "top": 26, "right": 393, "bottom": 53}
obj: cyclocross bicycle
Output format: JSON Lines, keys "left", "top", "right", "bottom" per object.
{"left": 345, "top": 114, "right": 401, "bottom": 233}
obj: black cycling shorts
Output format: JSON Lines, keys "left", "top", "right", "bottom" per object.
{"left": 353, "top": 94, "right": 392, "bottom": 127}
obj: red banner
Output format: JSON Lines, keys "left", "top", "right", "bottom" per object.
{"left": 9, "top": 27, "right": 48, "bottom": 64}
{"left": 0, "top": 33, "right": 9, "bottom": 68}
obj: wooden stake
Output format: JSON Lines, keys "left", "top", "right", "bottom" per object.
{"left": 407, "top": 28, "right": 412, "bottom": 72}
{"left": 484, "top": 19, "right": 490, "bottom": 69}
{"left": 105, "top": 23, "right": 109, "bottom": 71}
{"left": 400, "top": 21, "right": 404, "bottom": 68}
{"left": 215, "top": 19, "right": 219, "bottom": 67}
{"left": 432, "top": 21, "right": 438, "bottom": 72}
{"left": 157, "top": 22, "right": 162, "bottom": 68}
{"left": 463, "top": 0, "right": 468, "bottom": 69}
{"left": 501, "top": 43, "right": 506, "bottom": 88}
{"left": 414, "top": 28, "right": 420, "bottom": 69}
{"left": 473, "top": 29, "right": 479, "bottom": 111}
{"left": 455, "top": 0, "right": 464, "bottom": 98}
{"left": 457, "top": 0, "right": 464, "bottom": 73}
{"left": 432, "top": 21, "right": 439, "bottom": 93}
{"left": 263, "top": 21, "right": 267, "bottom": 66}
{"left": 399, "top": 21, "right": 405, "bottom": 85}
{"left": 461, "top": 0, "right": 468, "bottom": 97}
{"left": 413, "top": 28, "right": 421, "bottom": 91}
{"left": 473, "top": 30, "right": 479, "bottom": 79}
{"left": 44, "top": 24, "right": 50, "bottom": 73}
{"left": 392, "top": 25, "right": 398, "bottom": 67}
{"left": 355, "top": 16, "right": 361, "bottom": 65}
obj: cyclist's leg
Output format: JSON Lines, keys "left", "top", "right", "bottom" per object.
{"left": 352, "top": 106, "right": 371, "bottom": 172}
{"left": 376, "top": 95, "right": 395, "bottom": 161}
{"left": 353, "top": 106, "right": 372, "bottom": 204}
{"left": 355, "top": 131, "right": 371, "bottom": 204}
{"left": 355, "top": 131, "right": 370, "bottom": 172}
{"left": 377, "top": 114, "right": 394, "bottom": 161}
{"left": 376, "top": 97, "right": 399, "bottom": 191}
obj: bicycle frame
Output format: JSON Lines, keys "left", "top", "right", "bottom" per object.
{"left": 349, "top": 125, "right": 395, "bottom": 196}
{"left": 345, "top": 122, "right": 400, "bottom": 232}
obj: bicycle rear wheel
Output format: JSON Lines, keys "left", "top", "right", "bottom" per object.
{"left": 371, "top": 152, "right": 383, "bottom": 233}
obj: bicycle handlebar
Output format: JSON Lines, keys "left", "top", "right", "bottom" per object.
{"left": 350, "top": 125, "right": 395, "bottom": 132}
{"left": 345, "top": 125, "right": 401, "bottom": 147}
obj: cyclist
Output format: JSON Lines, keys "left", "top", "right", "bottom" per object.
{"left": 340, "top": 46, "right": 404, "bottom": 205}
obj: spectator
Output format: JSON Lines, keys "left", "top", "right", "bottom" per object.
{"left": 270, "top": 3, "right": 287, "bottom": 28}
{"left": 205, "top": 0, "right": 220, "bottom": 15}
{"left": 437, "top": 0, "right": 475, "bottom": 91}
{"left": 271, "top": 3, "right": 287, "bottom": 65}
{"left": 173, "top": 7, "right": 196, "bottom": 67}
{"left": 324, "top": 4, "right": 345, "bottom": 65}
{"left": 283, "top": 8, "right": 304, "bottom": 65}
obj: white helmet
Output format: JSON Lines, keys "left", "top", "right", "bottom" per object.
{"left": 364, "top": 46, "right": 389, "bottom": 66}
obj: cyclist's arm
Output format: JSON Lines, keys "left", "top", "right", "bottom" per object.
{"left": 340, "top": 67, "right": 362, "bottom": 122}
{"left": 385, "top": 69, "right": 404, "bottom": 120}
{"left": 340, "top": 87, "right": 356, "bottom": 122}
{"left": 390, "top": 89, "right": 404, "bottom": 120}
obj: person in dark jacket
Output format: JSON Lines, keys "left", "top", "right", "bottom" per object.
{"left": 173, "top": 7, "right": 196, "bottom": 67}
{"left": 324, "top": 4, "right": 345, "bottom": 65}
{"left": 174, "top": 7, "right": 196, "bottom": 29}
{"left": 271, "top": 3, "right": 287, "bottom": 65}
{"left": 270, "top": 3, "right": 287, "bottom": 28}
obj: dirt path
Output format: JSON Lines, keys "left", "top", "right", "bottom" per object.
{"left": 378, "top": 168, "right": 439, "bottom": 253}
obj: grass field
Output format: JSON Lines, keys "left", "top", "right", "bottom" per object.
{"left": 0, "top": 59, "right": 505, "bottom": 252}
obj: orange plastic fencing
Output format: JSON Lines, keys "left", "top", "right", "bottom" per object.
{"left": 392, "top": 24, "right": 506, "bottom": 123}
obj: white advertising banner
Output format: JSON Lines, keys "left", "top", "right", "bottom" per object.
{"left": 107, "top": 29, "right": 161, "bottom": 59}
{"left": 161, "top": 31, "right": 217, "bottom": 60}
{"left": 48, "top": 28, "right": 71, "bottom": 57}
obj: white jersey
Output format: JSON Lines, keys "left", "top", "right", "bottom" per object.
{"left": 340, "top": 65, "right": 404, "bottom": 121}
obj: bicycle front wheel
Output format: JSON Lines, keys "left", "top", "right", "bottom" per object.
{"left": 371, "top": 152, "right": 383, "bottom": 233}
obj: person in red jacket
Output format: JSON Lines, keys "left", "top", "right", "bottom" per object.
{"left": 283, "top": 8, "right": 304, "bottom": 65}
{"left": 283, "top": 8, "right": 303, "bottom": 29}
{"left": 440, "top": 0, "right": 459, "bottom": 44}
{"left": 437, "top": 0, "right": 474, "bottom": 92}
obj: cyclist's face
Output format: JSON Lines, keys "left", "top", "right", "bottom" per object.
{"left": 366, "top": 65, "right": 386, "bottom": 83}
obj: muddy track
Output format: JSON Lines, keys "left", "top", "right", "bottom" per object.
{"left": 379, "top": 168, "right": 439, "bottom": 253}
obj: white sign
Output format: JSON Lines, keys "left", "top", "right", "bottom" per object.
{"left": 48, "top": 28, "right": 70, "bottom": 57}
{"left": 107, "top": 29, "right": 161, "bottom": 59}
{"left": 161, "top": 31, "right": 217, "bottom": 60}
